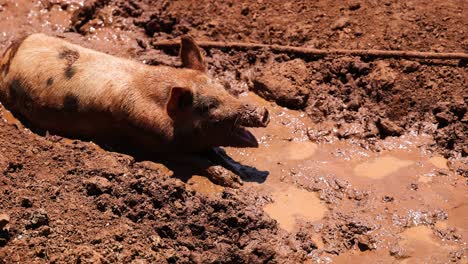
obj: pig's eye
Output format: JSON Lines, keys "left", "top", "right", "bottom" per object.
{"left": 197, "top": 96, "right": 219, "bottom": 115}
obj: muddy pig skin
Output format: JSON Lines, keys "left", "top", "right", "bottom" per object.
{"left": 0, "top": 33, "right": 269, "bottom": 154}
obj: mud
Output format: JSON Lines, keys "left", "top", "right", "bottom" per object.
{"left": 0, "top": 0, "right": 467, "bottom": 263}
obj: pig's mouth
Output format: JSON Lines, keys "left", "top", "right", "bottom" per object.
{"left": 227, "top": 107, "right": 269, "bottom": 148}
{"left": 230, "top": 126, "right": 259, "bottom": 148}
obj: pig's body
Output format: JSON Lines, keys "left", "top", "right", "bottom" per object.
{"left": 0, "top": 34, "right": 269, "bottom": 157}
{"left": 1, "top": 34, "right": 172, "bottom": 152}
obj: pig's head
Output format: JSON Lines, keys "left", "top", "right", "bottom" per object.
{"left": 164, "top": 36, "right": 269, "bottom": 151}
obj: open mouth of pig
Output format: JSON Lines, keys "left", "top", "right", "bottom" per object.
{"left": 228, "top": 106, "right": 270, "bottom": 148}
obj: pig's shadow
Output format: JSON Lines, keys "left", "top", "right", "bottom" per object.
{"left": 205, "top": 147, "right": 269, "bottom": 184}
{"left": 1, "top": 108, "right": 268, "bottom": 185}
{"left": 153, "top": 148, "right": 269, "bottom": 185}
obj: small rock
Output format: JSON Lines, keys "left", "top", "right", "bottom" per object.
{"left": 252, "top": 59, "right": 310, "bottom": 109}
{"left": 21, "top": 198, "right": 33, "bottom": 208}
{"left": 425, "top": 80, "right": 437, "bottom": 89}
{"left": 84, "top": 176, "right": 112, "bottom": 196}
{"left": 27, "top": 209, "right": 49, "bottom": 229}
{"left": 356, "top": 235, "right": 375, "bottom": 251}
{"left": 365, "top": 120, "right": 380, "bottom": 137}
{"left": 382, "top": 196, "right": 394, "bottom": 202}
{"left": 377, "top": 118, "right": 403, "bottom": 137}
{"left": 241, "top": 5, "right": 249, "bottom": 16}
{"left": 0, "top": 214, "right": 10, "bottom": 230}
{"left": 410, "top": 183, "right": 418, "bottom": 190}
{"left": 435, "top": 112, "right": 454, "bottom": 127}
{"left": 38, "top": 226, "right": 51, "bottom": 237}
{"left": 390, "top": 246, "right": 410, "bottom": 259}
{"left": 95, "top": 194, "right": 111, "bottom": 212}
{"left": 353, "top": 28, "right": 364, "bottom": 36}
{"left": 335, "top": 179, "right": 349, "bottom": 189}
{"left": 349, "top": 2, "right": 361, "bottom": 10}
{"left": 331, "top": 17, "right": 350, "bottom": 30}
{"left": 145, "top": 17, "right": 176, "bottom": 36}
{"left": 369, "top": 61, "right": 397, "bottom": 90}
{"left": 75, "top": 245, "right": 106, "bottom": 264}
{"left": 349, "top": 59, "right": 370, "bottom": 75}
{"left": 401, "top": 60, "right": 420, "bottom": 73}
{"left": 346, "top": 95, "right": 362, "bottom": 111}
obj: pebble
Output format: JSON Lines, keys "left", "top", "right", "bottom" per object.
{"left": 331, "top": 17, "right": 350, "bottom": 30}
{"left": 0, "top": 213, "right": 10, "bottom": 230}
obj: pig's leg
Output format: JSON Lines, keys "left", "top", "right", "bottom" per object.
{"left": 203, "top": 147, "right": 248, "bottom": 178}
{"left": 167, "top": 155, "right": 243, "bottom": 188}
{"left": 204, "top": 163, "right": 243, "bottom": 188}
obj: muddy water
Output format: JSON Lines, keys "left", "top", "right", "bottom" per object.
{"left": 397, "top": 225, "right": 457, "bottom": 263}
{"left": 354, "top": 156, "right": 413, "bottom": 179}
{"left": 263, "top": 186, "right": 326, "bottom": 232}
{"left": 206, "top": 93, "right": 467, "bottom": 262}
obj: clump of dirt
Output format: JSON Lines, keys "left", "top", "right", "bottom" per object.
{"left": 251, "top": 59, "right": 310, "bottom": 109}
{"left": 305, "top": 56, "right": 467, "bottom": 160}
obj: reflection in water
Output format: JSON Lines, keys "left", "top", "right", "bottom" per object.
{"left": 428, "top": 156, "right": 449, "bottom": 169}
{"left": 284, "top": 141, "right": 318, "bottom": 161}
{"left": 400, "top": 226, "right": 439, "bottom": 246}
{"left": 354, "top": 156, "right": 413, "bottom": 179}
{"left": 397, "top": 225, "right": 454, "bottom": 263}
{"left": 263, "top": 186, "right": 327, "bottom": 232}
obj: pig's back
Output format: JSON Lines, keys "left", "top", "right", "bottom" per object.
{"left": 1, "top": 33, "right": 139, "bottom": 110}
{"left": 0, "top": 33, "right": 149, "bottom": 142}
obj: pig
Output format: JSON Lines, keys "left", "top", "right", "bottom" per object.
{"left": 0, "top": 33, "right": 269, "bottom": 187}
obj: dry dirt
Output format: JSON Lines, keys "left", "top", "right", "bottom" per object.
{"left": 0, "top": 0, "right": 467, "bottom": 263}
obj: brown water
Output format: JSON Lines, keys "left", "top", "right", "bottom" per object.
{"left": 263, "top": 186, "right": 327, "bottom": 232}
{"left": 354, "top": 156, "right": 413, "bottom": 179}
{"left": 210, "top": 93, "right": 466, "bottom": 262}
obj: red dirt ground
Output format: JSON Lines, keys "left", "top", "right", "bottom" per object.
{"left": 0, "top": 0, "right": 466, "bottom": 263}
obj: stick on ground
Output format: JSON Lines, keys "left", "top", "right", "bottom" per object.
{"left": 152, "top": 39, "right": 468, "bottom": 60}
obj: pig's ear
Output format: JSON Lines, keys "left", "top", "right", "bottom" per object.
{"left": 166, "top": 87, "right": 194, "bottom": 117}
{"left": 180, "top": 36, "right": 207, "bottom": 72}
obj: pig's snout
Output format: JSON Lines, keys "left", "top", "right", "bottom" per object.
{"left": 239, "top": 104, "right": 270, "bottom": 128}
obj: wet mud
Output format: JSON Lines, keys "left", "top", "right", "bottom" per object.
{"left": 0, "top": 0, "right": 467, "bottom": 263}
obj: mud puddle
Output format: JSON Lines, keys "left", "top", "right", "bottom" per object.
{"left": 397, "top": 225, "right": 457, "bottom": 263}
{"left": 263, "top": 186, "right": 327, "bottom": 232}
{"left": 354, "top": 156, "right": 414, "bottom": 179}
{"left": 200, "top": 93, "right": 467, "bottom": 261}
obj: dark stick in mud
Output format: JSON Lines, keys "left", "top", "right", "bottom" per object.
{"left": 152, "top": 40, "right": 468, "bottom": 60}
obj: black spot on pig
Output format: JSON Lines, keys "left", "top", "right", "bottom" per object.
{"left": 10, "top": 79, "right": 27, "bottom": 100}
{"left": 9, "top": 79, "right": 33, "bottom": 111}
{"left": 58, "top": 47, "right": 80, "bottom": 65}
{"left": 0, "top": 35, "right": 28, "bottom": 75}
{"left": 46, "top": 77, "right": 54, "bottom": 86}
{"left": 63, "top": 94, "right": 79, "bottom": 112}
{"left": 58, "top": 47, "right": 79, "bottom": 79}
{"left": 65, "top": 66, "right": 76, "bottom": 79}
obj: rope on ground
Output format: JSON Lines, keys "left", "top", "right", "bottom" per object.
{"left": 152, "top": 39, "right": 468, "bottom": 60}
